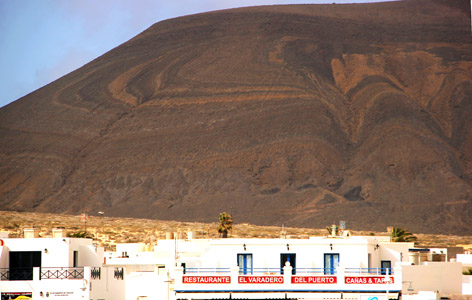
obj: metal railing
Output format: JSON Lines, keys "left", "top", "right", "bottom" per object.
{"left": 180, "top": 267, "right": 393, "bottom": 276}
{"left": 253, "top": 267, "right": 282, "bottom": 275}
{"left": 40, "top": 267, "right": 84, "bottom": 279}
{"left": 91, "top": 267, "right": 101, "bottom": 280}
{"left": 345, "top": 268, "right": 393, "bottom": 275}
{"left": 114, "top": 267, "right": 124, "bottom": 280}
{"left": 294, "top": 268, "right": 331, "bottom": 274}
{"left": 0, "top": 268, "right": 34, "bottom": 281}
{"left": 184, "top": 268, "right": 231, "bottom": 274}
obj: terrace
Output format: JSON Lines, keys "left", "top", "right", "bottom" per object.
{"left": 175, "top": 265, "right": 401, "bottom": 299}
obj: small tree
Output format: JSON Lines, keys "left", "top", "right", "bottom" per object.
{"left": 217, "top": 212, "right": 233, "bottom": 238}
{"left": 391, "top": 227, "right": 417, "bottom": 242}
{"left": 67, "top": 230, "right": 94, "bottom": 239}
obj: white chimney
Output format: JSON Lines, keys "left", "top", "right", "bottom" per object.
{"left": 24, "top": 228, "right": 40, "bottom": 238}
{"left": 52, "top": 228, "right": 67, "bottom": 238}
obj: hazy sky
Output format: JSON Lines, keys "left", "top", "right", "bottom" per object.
{"left": 0, "top": 0, "right": 394, "bottom": 108}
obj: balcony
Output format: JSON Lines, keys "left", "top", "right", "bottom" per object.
{"left": 175, "top": 265, "right": 401, "bottom": 299}
{"left": 40, "top": 267, "right": 84, "bottom": 279}
{"left": 0, "top": 267, "right": 86, "bottom": 281}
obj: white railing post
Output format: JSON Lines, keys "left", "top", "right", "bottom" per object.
{"left": 283, "top": 262, "right": 292, "bottom": 286}
{"left": 33, "top": 267, "right": 40, "bottom": 281}
{"left": 174, "top": 265, "right": 184, "bottom": 287}
{"left": 231, "top": 266, "right": 240, "bottom": 288}
{"left": 336, "top": 266, "right": 345, "bottom": 286}
{"left": 393, "top": 265, "right": 402, "bottom": 290}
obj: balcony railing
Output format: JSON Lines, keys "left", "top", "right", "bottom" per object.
{"left": 0, "top": 268, "right": 34, "bottom": 281}
{"left": 182, "top": 267, "right": 393, "bottom": 276}
{"left": 345, "top": 268, "right": 393, "bottom": 275}
{"left": 185, "top": 268, "right": 231, "bottom": 274}
{"left": 40, "top": 267, "right": 84, "bottom": 279}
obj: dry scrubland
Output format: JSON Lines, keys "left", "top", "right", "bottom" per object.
{"left": 1, "top": 211, "right": 471, "bottom": 252}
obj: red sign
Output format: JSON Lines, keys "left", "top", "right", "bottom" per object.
{"left": 238, "top": 276, "right": 284, "bottom": 284}
{"left": 182, "top": 276, "right": 231, "bottom": 284}
{"left": 345, "top": 276, "right": 394, "bottom": 284}
{"left": 291, "top": 276, "right": 337, "bottom": 284}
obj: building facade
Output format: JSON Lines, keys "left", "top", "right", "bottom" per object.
{"left": 0, "top": 229, "right": 466, "bottom": 300}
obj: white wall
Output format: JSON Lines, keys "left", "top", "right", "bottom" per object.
{"left": 0, "top": 267, "right": 91, "bottom": 300}
{"left": 402, "top": 262, "right": 462, "bottom": 294}
{"left": 457, "top": 253, "right": 472, "bottom": 265}
{"left": 198, "top": 237, "right": 410, "bottom": 271}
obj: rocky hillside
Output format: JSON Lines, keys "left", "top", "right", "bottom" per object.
{"left": 0, "top": 0, "right": 471, "bottom": 234}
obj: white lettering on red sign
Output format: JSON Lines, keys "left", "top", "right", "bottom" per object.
{"left": 182, "top": 276, "right": 231, "bottom": 284}
{"left": 345, "top": 276, "right": 394, "bottom": 284}
{"left": 238, "top": 276, "right": 284, "bottom": 284}
{"left": 291, "top": 276, "right": 337, "bottom": 284}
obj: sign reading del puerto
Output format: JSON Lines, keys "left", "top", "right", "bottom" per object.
{"left": 183, "top": 276, "right": 231, "bottom": 283}
{"left": 239, "top": 276, "right": 284, "bottom": 284}
{"left": 345, "top": 276, "right": 394, "bottom": 284}
{"left": 291, "top": 276, "right": 337, "bottom": 284}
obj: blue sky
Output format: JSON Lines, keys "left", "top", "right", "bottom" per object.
{"left": 0, "top": 0, "right": 393, "bottom": 108}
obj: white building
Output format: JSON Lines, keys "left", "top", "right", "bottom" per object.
{"left": 0, "top": 228, "right": 103, "bottom": 300}
{"left": 0, "top": 229, "right": 467, "bottom": 300}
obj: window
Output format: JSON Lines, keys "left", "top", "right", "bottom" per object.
{"left": 280, "top": 253, "right": 296, "bottom": 274}
{"left": 237, "top": 254, "right": 253, "bottom": 275}
{"left": 381, "top": 260, "right": 391, "bottom": 275}
{"left": 324, "top": 253, "right": 339, "bottom": 275}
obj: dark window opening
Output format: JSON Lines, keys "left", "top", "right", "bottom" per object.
{"left": 9, "top": 251, "right": 41, "bottom": 280}
{"left": 381, "top": 260, "right": 392, "bottom": 275}
{"left": 73, "top": 251, "right": 79, "bottom": 267}
{"left": 280, "top": 253, "right": 296, "bottom": 274}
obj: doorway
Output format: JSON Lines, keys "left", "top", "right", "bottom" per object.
{"left": 9, "top": 251, "right": 41, "bottom": 280}
{"left": 324, "top": 253, "right": 339, "bottom": 275}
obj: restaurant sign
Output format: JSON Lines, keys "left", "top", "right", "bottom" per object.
{"left": 182, "top": 276, "right": 231, "bottom": 284}
{"left": 291, "top": 276, "right": 337, "bottom": 284}
{"left": 345, "top": 276, "right": 394, "bottom": 284}
{"left": 238, "top": 276, "right": 284, "bottom": 284}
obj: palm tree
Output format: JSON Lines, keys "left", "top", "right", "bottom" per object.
{"left": 217, "top": 212, "right": 233, "bottom": 238}
{"left": 391, "top": 227, "right": 417, "bottom": 242}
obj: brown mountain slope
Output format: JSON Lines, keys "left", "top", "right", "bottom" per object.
{"left": 0, "top": 0, "right": 471, "bottom": 234}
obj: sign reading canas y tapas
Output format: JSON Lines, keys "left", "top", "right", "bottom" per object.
{"left": 345, "top": 276, "right": 394, "bottom": 284}
{"left": 291, "top": 276, "right": 337, "bottom": 284}
{"left": 182, "top": 276, "right": 231, "bottom": 283}
{"left": 238, "top": 276, "right": 284, "bottom": 284}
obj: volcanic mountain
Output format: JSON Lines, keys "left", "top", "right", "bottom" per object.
{"left": 1, "top": 0, "right": 471, "bottom": 234}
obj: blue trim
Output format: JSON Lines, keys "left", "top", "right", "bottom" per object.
{"left": 175, "top": 289, "right": 402, "bottom": 293}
